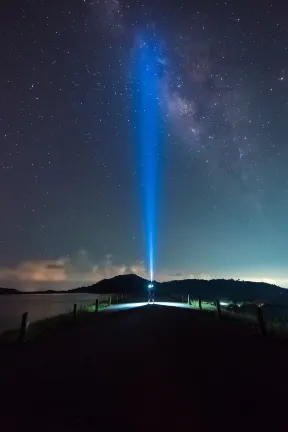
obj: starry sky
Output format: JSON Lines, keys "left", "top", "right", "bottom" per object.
{"left": 1, "top": 0, "right": 288, "bottom": 290}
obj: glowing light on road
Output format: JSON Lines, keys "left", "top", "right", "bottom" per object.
{"left": 154, "top": 302, "right": 191, "bottom": 308}
{"left": 108, "top": 302, "right": 191, "bottom": 311}
{"left": 111, "top": 302, "right": 147, "bottom": 310}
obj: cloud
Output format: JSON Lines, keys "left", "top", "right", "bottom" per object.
{"left": 0, "top": 251, "right": 129, "bottom": 290}
{"left": 129, "top": 261, "right": 148, "bottom": 279}
{"left": 1, "top": 251, "right": 286, "bottom": 290}
{"left": 0, "top": 250, "right": 214, "bottom": 291}
{"left": 0, "top": 259, "right": 67, "bottom": 283}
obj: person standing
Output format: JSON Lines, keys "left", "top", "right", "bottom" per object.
{"left": 148, "top": 287, "right": 155, "bottom": 304}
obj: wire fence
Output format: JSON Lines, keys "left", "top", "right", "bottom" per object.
{"left": 1, "top": 292, "right": 132, "bottom": 343}
{"left": 174, "top": 294, "right": 288, "bottom": 338}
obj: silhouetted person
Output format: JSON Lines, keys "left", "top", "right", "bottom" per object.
{"left": 148, "top": 289, "right": 155, "bottom": 304}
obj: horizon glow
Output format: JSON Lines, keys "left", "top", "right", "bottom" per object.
{"left": 136, "top": 38, "right": 160, "bottom": 282}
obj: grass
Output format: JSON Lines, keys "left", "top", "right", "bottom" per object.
{"left": 189, "top": 300, "right": 216, "bottom": 311}
{"left": 5, "top": 296, "right": 288, "bottom": 343}
{"left": 188, "top": 299, "right": 288, "bottom": 338}
{"left": 0, "top": 301, "right": 110, "bottom": 344}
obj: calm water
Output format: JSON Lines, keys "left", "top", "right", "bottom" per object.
{"left": 0, "top": 293, "right": 106, "bottom": 334}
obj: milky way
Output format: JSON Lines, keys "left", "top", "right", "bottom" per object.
{"left": 1, "top": 0, "right": 288, "bottom": 289}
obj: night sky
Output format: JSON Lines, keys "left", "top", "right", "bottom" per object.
{"left": 1, "top": 0, "right": 288, "bottom": 290}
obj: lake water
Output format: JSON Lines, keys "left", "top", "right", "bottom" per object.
{"left": 0, "top": 293, "right": 107, "bottom": 334}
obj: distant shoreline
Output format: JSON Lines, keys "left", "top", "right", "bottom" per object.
{"left": 0, "top": 290, "right": 72, "bottom": 295}
{"left": 1, "top": 292, "right": 69, "bottom": 295}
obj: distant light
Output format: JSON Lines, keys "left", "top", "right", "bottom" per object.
{"left": 220, "top": 301, "right": 229, "bottom": 306}
{"left": 148, "top": 283, "right": 154, "bottom": 289}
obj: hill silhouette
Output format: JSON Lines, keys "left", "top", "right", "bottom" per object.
{"left": 70, "top": 274, "right": 288, "bottom": 304}
{"left": 1, "top": 274, "right": 287, "bottom": 304}
{"left": 0, "top": 287, "right": 59, "bottom": 295}
{"left": 70, "top": 274, "right": 148, "bottom": 295}
{"left": 0, "top": 287, "right": 20, "bottom": 295}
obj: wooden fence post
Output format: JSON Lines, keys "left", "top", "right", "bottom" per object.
{"left": 216, "top": 300, "right": 222, "bottom": 317}
{"left": 198, "top": 297, "right": 202, "bottom": 310}
{"left": 19, "top": 312, "right": 29, "bottom": 343}
{"left": 108, "top": 296, "right": 111, "bottom": 306}
{"left": 257, "top": 306, "right": 267, "bottom": 338}
{"left": 187, "top": 294, "right": 190, "bottom": 305}
{"left": 95, "top": 298, "right": 99, "bottom": 312}
{"left": 73, "top": 304, "right": 77, "bottom": 321}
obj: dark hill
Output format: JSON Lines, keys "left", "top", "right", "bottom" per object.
{"left": 70, "top": 274, "right": 147, "bottom": 295}
{"left": 0, "top": 287, "right": 20, "bottom": 295}
{"left": 2, "top": 275, "right": 287, "bottom": 304}
{"left": 71, "top": 274, "right": 288, "bottom": 304}
{"left": 160, "top": 278, "right": 288, "bottom": 304}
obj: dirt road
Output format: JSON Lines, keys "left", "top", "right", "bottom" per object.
{"left": 1, "top": 304, "right": 288, "bottom": 430}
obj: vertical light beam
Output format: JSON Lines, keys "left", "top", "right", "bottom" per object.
{"left": 137, "top": 39, "right": 160, "bottom": 282}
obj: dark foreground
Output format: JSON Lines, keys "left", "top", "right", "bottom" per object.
{"left": 1, "top": 304, "right": 288, "bottom": 430}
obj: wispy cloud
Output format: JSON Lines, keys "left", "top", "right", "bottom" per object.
{"left": 0, "top": 250, "right": 212, "bottom": 291}
{"left": 0, "top": 250, "right": 286, "bottom": 290}
{"left": 0, "top": 251, "right": 126, "bottom": 289}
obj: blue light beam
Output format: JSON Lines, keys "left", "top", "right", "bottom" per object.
{"left": 136, "top": 39, "right": 160, "bottom": 282}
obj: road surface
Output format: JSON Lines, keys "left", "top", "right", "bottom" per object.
{"left": 1, "top": 304, "right": 288, "bottom": 430}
